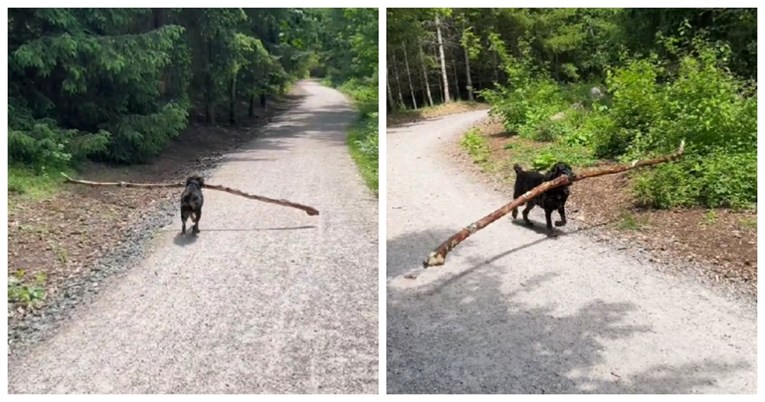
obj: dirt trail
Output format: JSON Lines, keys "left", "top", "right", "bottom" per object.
{"left": 386, "top": 111, "right": 756, "bottom": 394}
{"left": 9, "top": 80, "right": 378, "bottom": 394}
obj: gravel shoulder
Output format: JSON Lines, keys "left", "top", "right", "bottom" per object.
{"left": 9, "top": 80, "right": 378, "bottom": 394}
{"left": 386, "top": 110, "right": 756, "bottom": 394}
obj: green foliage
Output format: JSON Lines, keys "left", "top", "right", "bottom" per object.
{"left": 606, "top": 39, "right": 757, "bottom": 209}
{"left": 8, "top": 270, "right": 47, "bottom": 309}
{"left": 479, "top": 14, "right": 756, "bottom": 210}
{"left": 460, "top": 128, "right": 490, "bottom": 165}
{"left": 347, "top": 113, "right": 379, "bottom": 195}
{"left": 318, "top": 9, "right": 378, "bottom": 194}
{"left": 8, "top": 8, "right": 359, "bottom": 177}
{"left": 106, "top": 102, "right": 188, "bottom": 163}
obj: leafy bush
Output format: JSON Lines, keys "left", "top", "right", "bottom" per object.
{"left": 8, "top": 103, "right": 111, "bottom": 171}
{"left": 634, "top": 149, "right": 756, "bottom": 209}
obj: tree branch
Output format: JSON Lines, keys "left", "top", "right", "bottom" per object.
{"left": 60, "top": 173, "right": 319, "bottom": 216}
{"left": 423, "top": 140, "right": 685, "bottom": 268}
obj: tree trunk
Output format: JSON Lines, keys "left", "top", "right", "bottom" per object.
{"left": 451, "top": 45, "right": 461, "bottom": 101}
{"left": 492, "top": 49, "right": 499, "bottom": 84}
{"left": 229, "top": 75, "right": 236, "bottom": 124}
{"left": 419, "top": 43, "right": 434, "bottom": 107}
{"left": 205, "top": 41, "right": 215, "bottom": 124}
{"left": 249, "top": 93, "right": 255, "bottom": 117}
{"left": 464, "top": 42, "right": 474, "bottom": 101}
{"left": 402, "top": 43, "right": 418, "bottom": 110}
{"left": 423, "top": 141, "right": 686, "bottom": 267}
{"left": 435, "top": 14, "right": 451, "bottom": 103}
{"left": 152, "top": 8, "right": 165, "bottom": 29}
{"left": 391, "top": 51, "right": 405, "bottom": 109}
{"left": 386, "top": 69, "right": 397, "bottom": 111}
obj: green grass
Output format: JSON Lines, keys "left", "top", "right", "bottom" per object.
{"left": 704, "top": 210, "right": 717, "bottom": 225}
{"left": 8, "top": 165, "right": 69, "bottom": 201}
{"left": 329, "top": 78, "right": 379, "bottom": 196}
{"left": 617, "top": 210, "right": 650, "bottom": 230}
{"left": 460, "top": 128, "right": 492, "bottom": 171}
{"left": 347, "top": 114, "right": 379, "bottom": 195}
{"left": 739, "top": 217, "right": 756, "bottom": 230}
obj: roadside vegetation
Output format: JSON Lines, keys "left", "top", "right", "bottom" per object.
{"left": 390, "top": 8, "right": 756, "bottom": 210}
{"left": 318, "top": 9, "right": 379, "bottom": 195}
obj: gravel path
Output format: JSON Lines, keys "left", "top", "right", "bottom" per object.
{"left": 9, "top": 80, "right": 378, "bottom": 394}
{"left": 386, "top": 110, "right": 756, "bottom": 394}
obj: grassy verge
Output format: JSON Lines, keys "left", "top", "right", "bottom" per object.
{"left": 326, "top": 78, "right": 379, "bottom": 196}
{"left": 8, "top": 166, "right": 71, "bottom": 204}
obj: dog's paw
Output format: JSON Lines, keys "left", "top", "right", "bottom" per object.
{"left": 555, "top": 220, "right": 566, "bottom": 227}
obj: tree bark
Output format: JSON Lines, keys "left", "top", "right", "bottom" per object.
{"left": 60, "top": 173, "right": 320, "bottom": 216}
{"left": 463, "top": 40, "right": 474, "bottom": 101}
{"left": 451, "top": 45, "right": 461, "bottom": 101}
{"left": 435, "top": 14, "right": 451, "bottom": 103}
{"left": 423, "top": 141, "right": 686, "bottom": 268}
{"left": 402, "top": 43, "right": 418, "bottom": 110}
{"left": 391, "top": 51, "right": 405, "bottom": 109}
{"left": 386, "top": 68, "right": 397, "bottom": 111}
{"left": 249, "top": 93, "right": 255, "bottom": 117}
{"left": 205, "top": 41, "right": 215, "bottom": 124}
{"left": 419, "top": 43, "right": 434, "bottom": 107}
{"left": 229, "top": 75, "right": 236, "bottom": 124}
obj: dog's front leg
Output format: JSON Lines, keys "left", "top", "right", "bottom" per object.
{"left": 544, "top": 209, "right": 554, "bottom": 231}
{"left": 522, "top": 203, "right": 534, "bottom": 226}
{"left": 555, "top": 205, "right": 567, "bottom": 227}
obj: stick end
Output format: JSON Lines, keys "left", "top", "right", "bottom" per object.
{"left": 306, "top": 209, "right": 320, "bottom": 216}
{"left": 423, "top": 252, "right": 445, "bottom": 268}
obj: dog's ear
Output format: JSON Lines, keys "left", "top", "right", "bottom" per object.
{"left": 186, "top": 176, "right": 204, "bottom": 186}
{"left": 513, "top": 164, "right": 523, "bottom": 174}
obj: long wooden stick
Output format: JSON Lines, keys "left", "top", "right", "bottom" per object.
{"left": 60, "top": 173, "right": 319, "bottom": 216}
{"left": 423, "top": 140, "right": 685, "bottom": 268}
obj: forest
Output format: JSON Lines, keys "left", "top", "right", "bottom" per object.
{"left": 8, "top": 8, "right": 378, "bottom": 191}
{"left": 387, "top": 8, "right": 756, "bottom": 209}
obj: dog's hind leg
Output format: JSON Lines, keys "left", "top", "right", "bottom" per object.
{"left": 511, "top": 206, "right": 518, "bottom": 219}
{"left": 181, "top": 209, "right": 191, "bottom": 234}
{"left": 192, "top": 209, "right": 201, "bottom": 235}
{"left": 555, "top": 205, "right": 567, "bottom": 227}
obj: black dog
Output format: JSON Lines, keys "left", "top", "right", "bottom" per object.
{"left": 180, "top": 176, "right": 204, "bottom": 235}
{"left": 511, "top": 162, "right": 574, "bottom": 235}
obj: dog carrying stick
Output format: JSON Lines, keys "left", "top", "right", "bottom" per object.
{"left": 60, "top": 173, "right": 319, "bottom": 216}
{"left": 423, "top": 140, "right": 685, "bottom": 268}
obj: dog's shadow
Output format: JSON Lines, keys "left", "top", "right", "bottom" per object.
{"left": 510, "top": 218, "right": 566, "bottom": 238}
{"left": 170, "top": 225, "right": 317, "bottom": 247}
{"left": 173, "top": 232, "right": 199, "bottom": 246}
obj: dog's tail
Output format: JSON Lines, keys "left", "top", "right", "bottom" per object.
{"left": 513, "top": 163, "right": 523, "bottom": 174}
